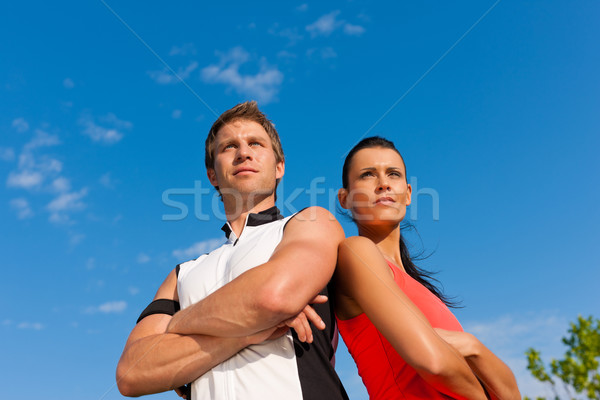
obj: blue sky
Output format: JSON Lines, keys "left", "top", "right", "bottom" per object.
{"left": 1, "top": 1, "right": 599, "bottom": 399}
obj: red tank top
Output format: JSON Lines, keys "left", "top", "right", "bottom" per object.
{"left": 336, "top": 261, "right": 463, "bottom": 400}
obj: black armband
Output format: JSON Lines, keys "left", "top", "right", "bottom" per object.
{"left": 136, "top": 299, "right": 181, "bottom": 324}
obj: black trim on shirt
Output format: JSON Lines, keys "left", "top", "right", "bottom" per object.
{"left": 221, "top": 206, "right": 283, "bottom": 238}
{"left": 136, "top": 299, "right": 181, "bottom": 324}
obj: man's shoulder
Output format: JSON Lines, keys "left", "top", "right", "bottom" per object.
{"left": 286, "top": 206, "right": 338, "bottom": 226}
{"left": 283, "top": 206, "right": 343, "bottom": 241}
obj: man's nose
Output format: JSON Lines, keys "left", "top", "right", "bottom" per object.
{"left": 235, "top": 143, "right": 253, "bottom": 161}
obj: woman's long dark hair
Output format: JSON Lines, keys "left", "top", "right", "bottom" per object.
{"left": 342, "top": 136, "right": 457, "bottom": 307}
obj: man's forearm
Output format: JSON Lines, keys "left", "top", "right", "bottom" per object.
{"left": 117, "top": 332, "right": 248, "bottom": 397}
{"left": 167, "top": 262, "right": 305, "bottom": 337}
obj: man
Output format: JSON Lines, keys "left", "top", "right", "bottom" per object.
{"left": 116, "top": 101, "right": 348, "bottom": 400}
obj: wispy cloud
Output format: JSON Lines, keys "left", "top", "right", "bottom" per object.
{"left": 201, "top": 47, "right": 283, "bottom": 104}
{"left": 148, "top": 61, "right": 198, "bottom": 84}
{"left": 79, "top": 112, "right": 131, "bottom": 144}
{"left": 7, "top": 170, "right": 44, "bottom": 189}
{"left": 0, "top": 147, "right": 15, "bottom": 162}
{"left": 137, "top": 253, "right": 151, "bottom": 264}
{"left": 99, "top": 172, "right": 115, "bottom": 189}
{"left": 171, "top": 109, "right": 182, "bottom": 119}
{"left": 296, "top": 3, "right": 308, "bottom": 12}
{"left": 343, "top": 23, "right": 365, "bottom": 36}
{"left": 63, "top": 78, "right": 75, "bottom": 89}
{"left": 169, "top": 43, "right": 197, "bottom": 56}
{"left": 17, "top": 322, "right": 45, "bottom": 330}
{"left": 47, "top": 188, "right": 88, "bottom": 224}
{"left": 85, "top": 300, "right": 127, "bottom": 314}
{"left": 6, "top": 130, "right": 62, "bottom": 190}
{"left": 12, "top": 117, "right": 29, "bottom": 133}
{"left": 268, "top": 25, "right": 304, "bottom": 46}
{"left": 306, "top": 11, "right": 366, "bottom": 38}
{"left": 10, "top": 198, "right": 34, "bottom": 219}
{"left": 173, "top": 238, "right": 224, "bottom": 260}
{"left": 51, "top": 177, "right": 71, "bottom": 193}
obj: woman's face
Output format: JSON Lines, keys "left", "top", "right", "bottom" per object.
{"left": 339, "top": 147, "right": 412, "bottom": 226}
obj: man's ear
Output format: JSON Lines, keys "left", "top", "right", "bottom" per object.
{"left": 207, "top": 168, "right": 218, "bottom": 187}
{"left": 405, "top": 183, "right": 412, "bottom": 206}
{"left": 275, "top": 160, "right": 285, "bottom": 180}
{"left": 338, "top": 188, "right": 349, "bottom": 210}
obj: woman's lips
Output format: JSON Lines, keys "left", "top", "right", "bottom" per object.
{"left": 375, "top": 197, "right": 395, "bottom": 205}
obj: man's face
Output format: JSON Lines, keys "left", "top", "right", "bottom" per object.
{"left": 207, "top": 119, "right": 284, "bottom": 204}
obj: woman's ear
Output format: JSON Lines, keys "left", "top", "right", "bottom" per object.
{"left": 338, "top": 188, "right": 349, "bottom": 210}
{"left": 405, "top": 183, "right": 412, "bottom": 206}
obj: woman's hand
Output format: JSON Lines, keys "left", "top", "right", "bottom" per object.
{"left": 277, "top": 295, "right": 328, "bottom": 343}
{"left": 434, "top": 328, "right": 521, "bottom": 400}
{"left": 434, "top": 328, "right": 479, "bottom": 358}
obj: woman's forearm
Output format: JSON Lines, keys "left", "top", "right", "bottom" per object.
{"left": 434, "top": 329, "right": 521, "bottom": 400}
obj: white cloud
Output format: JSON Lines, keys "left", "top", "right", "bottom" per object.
{"left": 169, "top": 43, "right": 197, "bottom": 56}
{"left": 63, "top": 78, "right": 75, "bottom": 89}
{"left": 128, "top": 287, "right": 140, "bottom": 296}
{"left": 6, "top": 130, "right": 62, "bottom": 190}
{"left": 296, "top": 3, "right": 308, "bottom": 12}
{"left": 80, "top": 113, "right": 131, "bottom": 144}
{"left": 69, "top": 232, "right": 85, "bottom": 246}
{"left": 99, "top": 172, "right": 114, "bottom": 189}
{"left": 51, "top": 177, "right": 71, "bottom": 193}
{"left": 201, "top": 47, "right": 283, "bottom": 104}
{"left": 306, "top": 10, "right": 342, "bottom": 37}
{"left": 148, "top": 61, "right": 198, "bottom": 84}
{"left": 173, "top": 238, "right": 224, "bottom": 260}
{"left": 99, "top": 301, "right": 126, "bottom": 313}
{"left": 47, "top": 188, "right": 88, "bottom": 223}
{"left": 86, "top": 300, "right": 127, "bottom": 314}
{"left": 17, "top": 322, "right": 44, "bottom": 330}
{"left": 320, "top": 47, "right": 338, "bottom": 59}
{"left": 85, "top": 257, "right": 95, "bottom": 270}
{"left": 343, "top": 23, "right": 365, "bottom": 36}
{"left": 137, "top": 253, "right": 151, "bottom": 264}
{"left": 0, "top": 147, "right": 15, "bottom": 161}
{"left": 12, "top": 117, "right": 29, "bottom": 133}
{"left": 7, "top": 170, "right": 44, "bottom": 189}
{"left": 23, "top": 129, "right": 60, "bottom": 151}
{"left": 10, "top": 197, "right": 33, "bottom": 219}
{"left": 277, "top": 50, "right": 297, "bottom": 60}
{"left": 268, "top": 25, "right": 303, "bottom": 46}
{"left": 172, "top": 109, "right": 182, "bottom": 119}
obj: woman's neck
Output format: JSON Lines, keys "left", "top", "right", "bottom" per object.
{"left": 357, "top": 223, "right": 405, "bottom": 271}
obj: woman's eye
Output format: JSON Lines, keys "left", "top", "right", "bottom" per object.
{"left": 389, "top": 171, "right": 402, "bottom": 177}
{"left": 360, "top": 172, "right": 374, "bottom": 178}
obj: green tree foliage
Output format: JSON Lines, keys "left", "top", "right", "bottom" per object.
{"left": 524, "top": 315, "right": 600, "bottom": 400}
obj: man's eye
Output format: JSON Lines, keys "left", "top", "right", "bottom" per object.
{"left": 250, "top": 142, "right": 261, "bottom": 147}
{"left": 224, "top": 144, "right": 236, "bottom": 150}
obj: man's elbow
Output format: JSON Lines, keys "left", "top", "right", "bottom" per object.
{"left": 116, "top": 362, "right": 142, "bottom": 397}
{"left": 255, "top": 279, "right": 305, "bottom": 320}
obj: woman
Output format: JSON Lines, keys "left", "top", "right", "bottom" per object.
{"left": 334, "top": 137, "right": 520, "bottom": 400}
